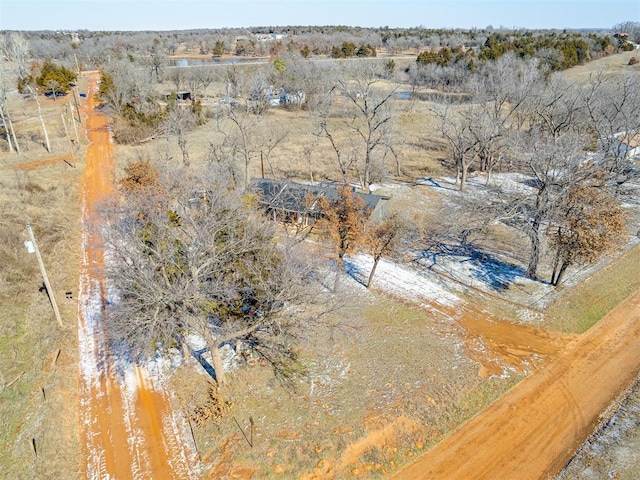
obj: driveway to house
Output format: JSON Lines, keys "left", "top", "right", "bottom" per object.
{"left": 77, "top": 71, "right": 198, "bottom": 480}
{"left": 391, "top": 289, "right": 640, "bottom": 479}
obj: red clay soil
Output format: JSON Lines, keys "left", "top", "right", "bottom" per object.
{"left": 11, "top": 154, "right": 76, "bottom": 170}
{"left": 77, "top": 71, "right": 196, "bottom": 479}
{"left": 391, "top": 291, "right": 640, "bottom": 480}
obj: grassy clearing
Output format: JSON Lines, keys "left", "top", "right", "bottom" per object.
{"left": 545, "top": 245, "right": 640, "bottom": 334}
{"left": 562, "top": 50, "right": 640, "bottom": 81}
{"left": 0, "top": 164, "right": 82, "bottom": 478}
{"left": 167, "top": 288, "right": 521, "bottom": 479}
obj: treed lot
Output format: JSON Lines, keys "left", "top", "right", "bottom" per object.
{"left": 1, "top": 22, "right": 640, "bottom": 478}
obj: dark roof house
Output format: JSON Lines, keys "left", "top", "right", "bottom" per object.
{"left": 250, "top": 178, "right": 390, "bottom": 224}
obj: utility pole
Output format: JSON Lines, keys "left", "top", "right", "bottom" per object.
{"left": 26, "top": 223, "right": 64, "bottom": 328}
{"left": 69, "top": 101, "right": 80, "bottom": 144}
{"left": 71, "top": 85, "right": 81, "bottom": 122}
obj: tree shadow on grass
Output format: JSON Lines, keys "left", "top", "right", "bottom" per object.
{"left": 189, "top": 346, "right": 218, "bottom": 382}
{"left": 415, "top": 176, "right": 458, "bottom": 191}
{"left": 342, "top": 259, "right": 368, "bottom": 287}
{"left": 418, "top": 243, "right": 526, "bottom": 291}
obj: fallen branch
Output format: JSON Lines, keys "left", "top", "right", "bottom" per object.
{"left": 5, "top": 371, "right": 25, "bottom": 388}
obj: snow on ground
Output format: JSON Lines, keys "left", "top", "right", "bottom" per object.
{"left": 370, "top": 174, "right": 640, "bottom": 313}
{"left": 79, "top": 208, "right": 199, "bottom": 479}
{"left": 345, "top": 253, "right": 460, "bottom": 309}
{"left": 183, "top": 333, "right": 240, "bottom": 380}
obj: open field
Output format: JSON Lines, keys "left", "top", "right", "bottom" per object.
{"left": 0, "top": 66, "right": 90, "bottom": 478}
{"left": 562, "top": 49, "right": 640, "bottom": 80}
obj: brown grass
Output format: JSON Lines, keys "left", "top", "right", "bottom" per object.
{"left": 0, "top": 165, "right": 82, "bottom": 478}
{"left": 562, "top": 50, "right": 640, "bottom": 81}
{"left": 0, "top": 68, "right": 86, "bottom": 477}
{"left": 0, "top": 48, "right": 635, "bottom": 479}
{"left": 166, "top": 293, "right": 522, "bottom": 479}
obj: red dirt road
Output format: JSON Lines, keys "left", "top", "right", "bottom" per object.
{"left": 392, "top": 290, "right": 640, "bottom": 479}
{"left": 77, "top": 71, "right": 197, "bottom": 479}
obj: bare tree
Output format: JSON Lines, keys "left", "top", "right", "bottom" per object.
{"left": 332, "top": 60, "right": 399, "bottom": 192}
{"left": 165, "top": 66, "right": 187, "bottom": 92}
{"left": 317, "top": 113, "right": 359, "bottom": 184}
{"left": 104, "top": 165, "right": 325, "bottom": 386}
{"left": 5, "top": 33, "right": 52, "bottom": 153}
{"left": 0, "top": 67, "right": 19, "bottom": 154}
{"left": 162, "top": 102, "right": 196, "bottom": 167}
{"left": 529, "top": 74, "right": 587, "bottom": 140}
{"left": 466, "top": 54, "right": 542, "bottom": 183}
{"left": 510, "top": 132, "right": 600, "bottom": 279}
{"left": 143, "top": 41, "right": 165, "bottom": 82}
{"left": 25, "top": 82, "right": 52, "bottom": 154}
{"left": 210, "top": 83, "right": 288, "bottom": 188}
{"left": 430, "top": 99, "right": 477, "bottom": 192}
{"left": 186, "top": 66, "right": 219, "bottom": 99}
{"left": 3, "top": 33, "right": 30, "bottom": 71}
{"left": 211, "top": 106, "right": 260, "bottom": 189}
{"left": 98, "top": 59, "right": 152, "bottom": 116}
{"left": 582, "top": 71, "right": 640, "bottom": 185}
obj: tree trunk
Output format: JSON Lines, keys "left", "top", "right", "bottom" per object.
{"left": 178, "top": 136, "right": 190, "bottom": 167}
{"left": 210, "top": 345, "right": 227, "bottom": 385}
{"left": 553, "top": 262, "right": 569, "bottom": 287}
{"left": 551, "top": 254, "right": 569, "bottom": 286}
{"left": 366, "top": 256, "right": 381, "bottom": 288}
{"left": 526, "top": 216, "right": 542, "bottom": 279}
{"left": 5, "top": 106, "right": 21, "bottom": 155}
{"left": 0, "top": 108, "right": 13, "bottom": 153}
{"left": 459, "top": 158, "right": 470, "bottom": 193}
{"left": 550, "top": 250, "right": 561, "bottom": 286}
{"left": 333, "top": 258, "right": 342, "bottom": 293}
{"left": 244, "top": 152, "right": 250, "bottom": 189}
{"left": 363, "top": 150, "right": 371, "bottom": 193}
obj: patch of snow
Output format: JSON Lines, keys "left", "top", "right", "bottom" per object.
{"left": 516, "top": 309, "right": 545, "bottom": 326}
{"left": 346, "top": 253, "right": 460, "bottom": 308}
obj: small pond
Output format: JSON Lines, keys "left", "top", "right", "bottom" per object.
{"left": 395, "top": 92, "right": 413, "bottom": 100}
{"left": 168, "top": 58, "right": 269, "bottom": 67}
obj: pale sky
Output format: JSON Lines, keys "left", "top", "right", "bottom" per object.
{"left": 1, "top": 0, "right": 638, "bottom": 31}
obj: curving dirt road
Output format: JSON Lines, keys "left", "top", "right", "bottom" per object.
{"left": 392, "top": 289, "right": 640, "bottom": 479}
{"left": 77, "top": 71, "right": 198, "bottom": 479}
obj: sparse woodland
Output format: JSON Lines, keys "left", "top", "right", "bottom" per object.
{"left": 2, "top": 21, "right": 639, "bottom": 369}
{"left": 2, "top": 21, "right": 640, "bottom": 359}
{"left": 1, "top": 22, "right": 640, "bottom": 478}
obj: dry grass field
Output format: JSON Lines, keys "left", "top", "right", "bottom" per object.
{"left": 0, "top": 72, "right": 87, "bottom": 479}
{"left": 562, "top": 49, "right": 640, "bottom": 81}
{"left": 0, "top": 161, "right": 83, "bottom": 478}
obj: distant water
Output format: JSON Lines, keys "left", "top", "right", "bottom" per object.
{"left": 168, "top": 58, "right": 269, "bottom": 67}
